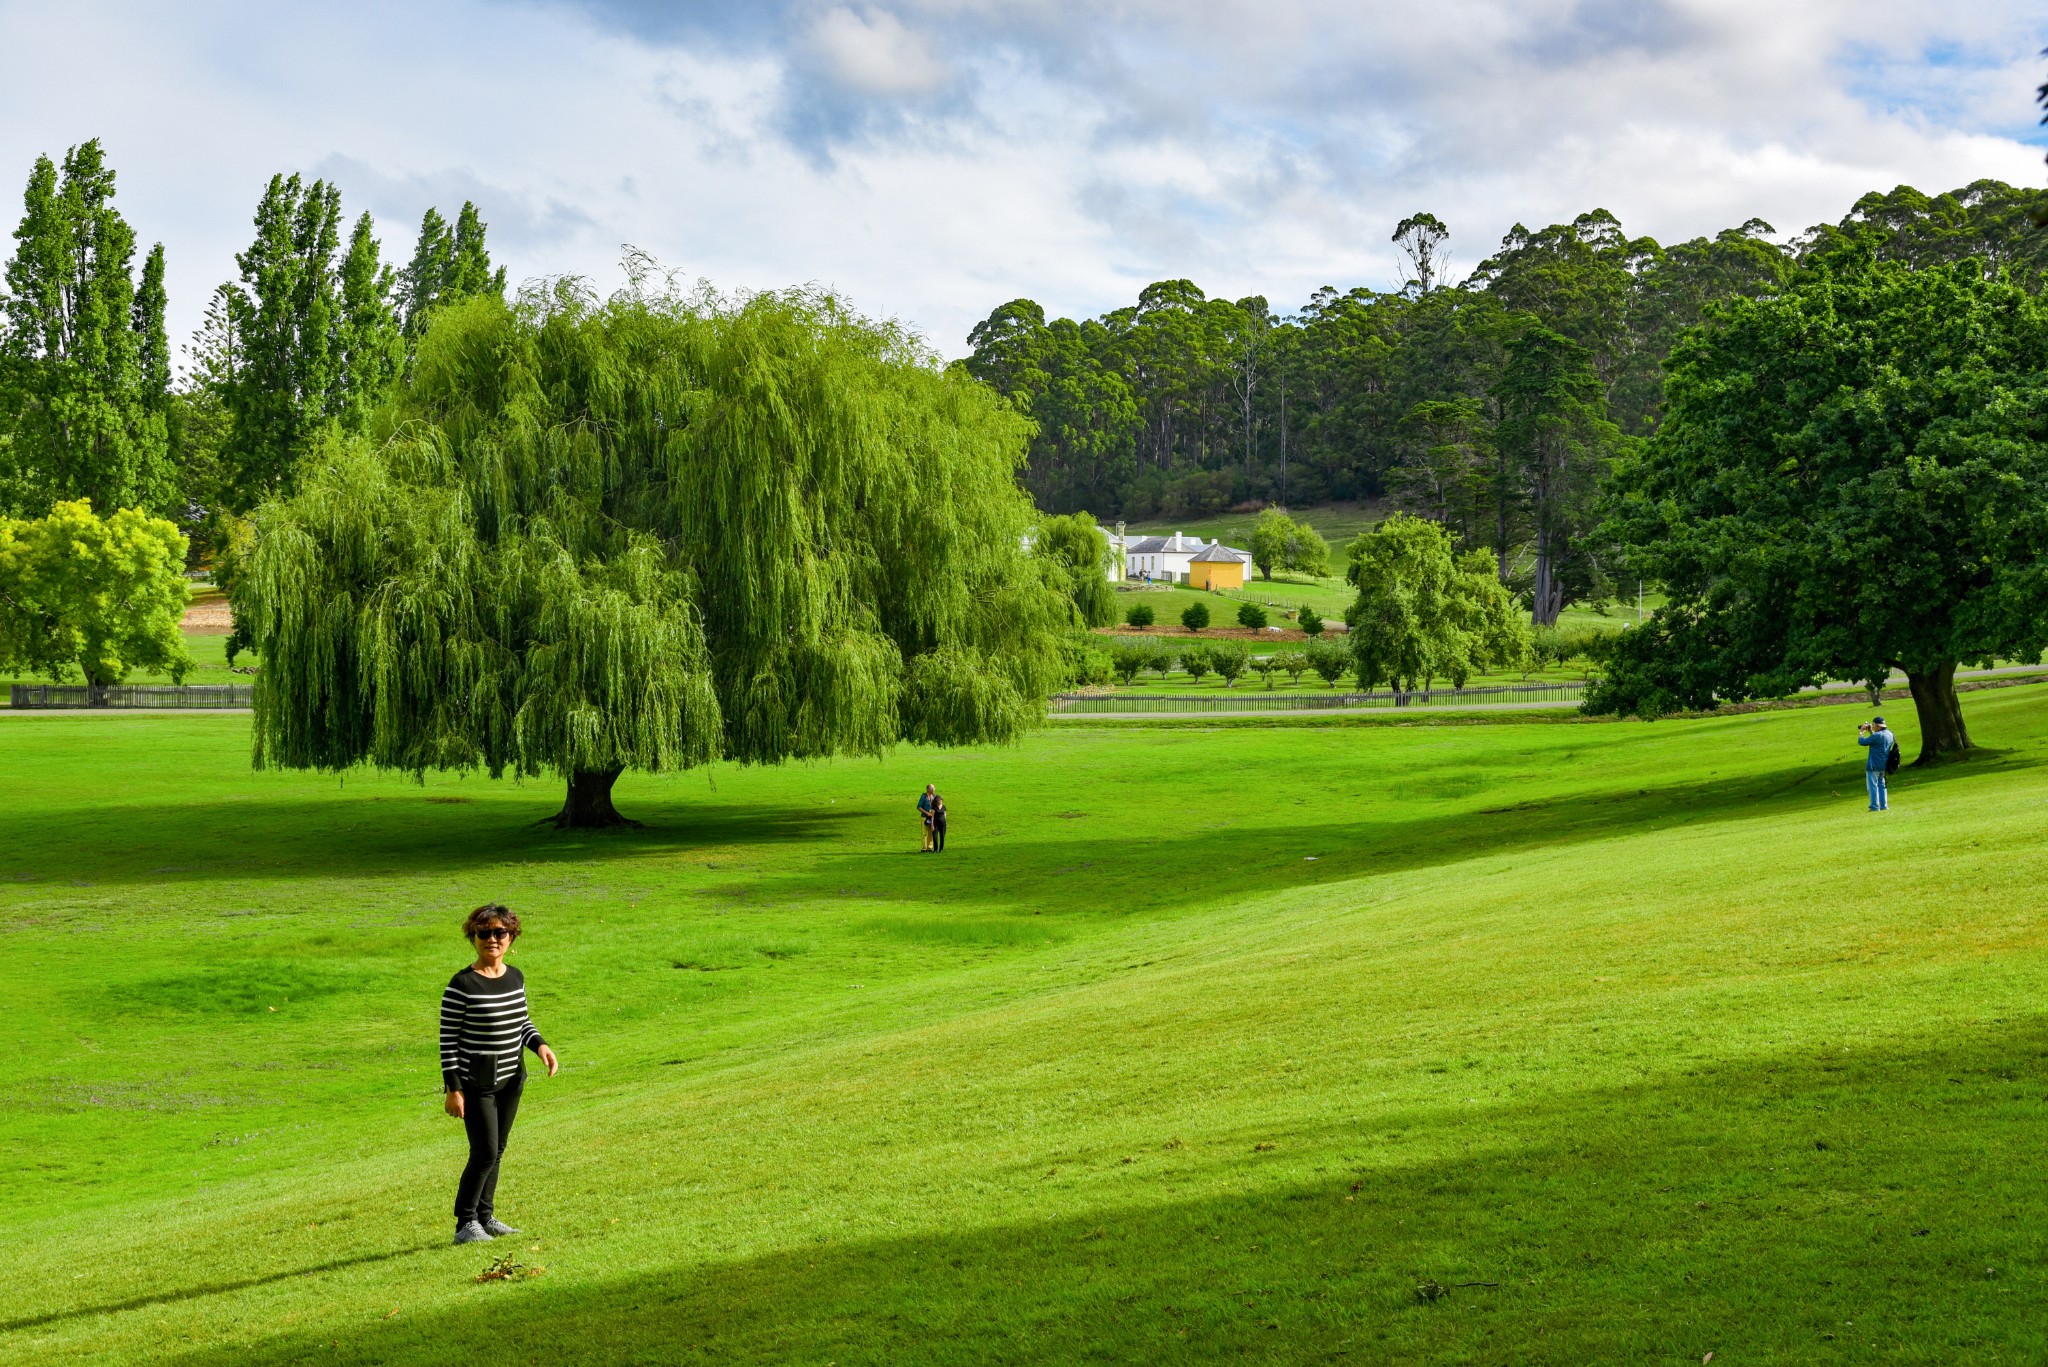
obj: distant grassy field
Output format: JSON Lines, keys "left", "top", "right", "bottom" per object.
{"left": 1122, "top": 502, "right": 1384, "bottom": 557}
{"left": 5, "top": 687, "right": 2048, "bottom": 1362}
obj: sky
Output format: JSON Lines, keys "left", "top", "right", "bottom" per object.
{"left": 0, "top": 1, "right": 2042, "bottom": 360}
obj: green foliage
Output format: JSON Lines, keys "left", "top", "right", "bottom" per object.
{"left": 1063, "top": 639, "right": 1112, "bottom": 688}
{"left": 1250, "top": 653, "right": 1278, "bottom": 688}
{"left": 1145, "top": 645, "right": 1177, "bottom": 680}
{"left": 1249, "top": 506, "right": 1331, "bottom": 579}
{"left": 1297, "top": 606, "right": 1324, "bottom": 637}
{"left": 1306, "top": 639, "right": 1349, "bottom": 687}
{"left": 1273, "top": 649, "right": 1308, "bottom": 685}
{"left": 214, "top": 176, "right": 404, "bottom": 509}
{"left": 1035, "top": 511, "right": 1117, "bottom": 627}
{"left": 1209, "top": 641, "right": 1249, "bottom": 687}
{"left": 0, "top": 140, "right": 174, "bottom": 515}
{"left": 1123, "top": 600, "right": 1155, "bottom": 628}
{"left": 1109, "top": 642, "right": 1151, "bottom": 685}
{"left": 1180, "top": 601, "right": 1210, "bottom": 632}
{"left": 397, "top": 202, "right": 507, "bottom": 341}
{"left": 1492, "top": 327, "right": 1622, "bottom": 624}
{"left": 1587, "top": 257, "right": 2048, "bottom": 761}
{"left": 1178, "top": 642, "right": 1212, "bottom": 683}
{"left": 1236, "top": 600, "right": 1267, "bottom": 629}
{"left": 1345, "top": 514, "right": 1530, "bottom": 691}
{"left": 241, "top": 281, "right": 1068, "bottom": 811}
{"left": 0, "top": 498, "right": 191, "bottom": 684}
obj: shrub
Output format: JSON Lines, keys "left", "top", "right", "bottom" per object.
{"left": 1110, "top": 642, "right": 1152, "bottom": 685}
{"left": 1307, "top": 639, "right": 1349, "bottom": 688}
{"left": 1250, "top": 654, "right": 1279, "bottom": 688}
{"left": 1236, "top": 601, "right": 1268, "bottom": 629}
{"left": 1179, "top": 643, "right": 1213, "bottom": 683}
{"left": 1073, "top": 647, "right": 1112, "bottom": 687}
{"left": 1180, "top": 601, "right": 1210, "bottom": 632}
{"left": 1273, "top": 650, "right": 1309, "bottom": 685}
{"left": 1210, "top": 642, "right": 1250, "bottom": 687}
{"left": 1297, "top": 606, "right": 1324, "bottom": 637}
{"left": 1125, "top": 601, "right": 1155, "bottom": 628}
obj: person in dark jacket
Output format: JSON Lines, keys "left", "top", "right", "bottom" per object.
{"left": 1857, "top": 716, "right": 1895, "bottom": 811}
{"left": 931, "top": 794, "right": 948, "bottom": 852}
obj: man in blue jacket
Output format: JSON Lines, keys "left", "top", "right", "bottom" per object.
{"left": 1857, "top": 716, "right": 1894, "bottom": 811}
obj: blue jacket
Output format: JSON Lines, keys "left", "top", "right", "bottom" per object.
{"left": 1858, "top": 729, "right": 1894, "bottom": 771}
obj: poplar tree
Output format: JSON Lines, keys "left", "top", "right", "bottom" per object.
{"left": 240, "top": 283, "right": 1068, "bottom": 827}
{"left": 214, "top": 177, "right": 403, "bottom": 508}
{"left": 397, "top": 201, "right": 506, "bottom": 339}
{"left": 0, "top": 140, "right": 173, "bottom": 514}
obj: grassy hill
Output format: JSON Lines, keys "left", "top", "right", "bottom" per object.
{"left": 3, "top": 693, "right": 2046, "bottom": 1362}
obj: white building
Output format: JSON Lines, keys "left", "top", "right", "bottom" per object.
{"left": 1120, "top": 532, "right": 1253, "bottom": 584}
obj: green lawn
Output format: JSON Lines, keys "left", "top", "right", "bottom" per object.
{"left": 4, "top": 693, "right": 2048, "bottom": 1362}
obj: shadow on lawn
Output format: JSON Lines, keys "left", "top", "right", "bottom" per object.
{"left": 0, "top": 799, "right": 862, "bottom": 887}
{"left": 0, "top": 1241, "right": 442, "bottom": 1334}
{"left": 759, "top": 749, "right": 2035, "bottom": 916}
{"left": 159, "top": 1022, "right": 2048, "bottom": 1366}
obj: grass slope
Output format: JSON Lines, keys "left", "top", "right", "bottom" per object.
{"left": 3, "top": 693, "right": 2047, "bottom": 1363}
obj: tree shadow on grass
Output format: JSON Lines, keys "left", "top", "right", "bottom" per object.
{"left": 0, "top": 798, "right": 862, "bottom": 888}
{"left": 159, "top": 1022, "right": 2048, "bottom": 1366}
{"left": 755, "top": 749, "right": 2039, "bottom": 917}
{"left": 0, "top": 1241, "right": 443, "bottom": 1334}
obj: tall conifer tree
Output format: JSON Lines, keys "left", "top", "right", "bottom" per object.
{"left": 398, "top": 201, "right": 506, "bottom": 340}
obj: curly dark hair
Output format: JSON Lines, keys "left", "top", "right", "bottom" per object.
{"left": 462, "top": 903, "right": 522, "bottom": 942}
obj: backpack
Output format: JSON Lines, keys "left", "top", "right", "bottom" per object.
{"left": 1884, "top": 732, "right": 1902, "bottom": 775}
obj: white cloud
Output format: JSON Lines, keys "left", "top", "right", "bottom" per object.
{"left": 0, "top": 0, "right": 2039, "bottom": 359}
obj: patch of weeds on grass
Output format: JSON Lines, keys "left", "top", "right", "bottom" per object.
{"left": 474, "top": 1255, "right": 545, "bottom": 1283}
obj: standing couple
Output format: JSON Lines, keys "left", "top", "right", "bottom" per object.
{"left": 917, "top": 784, "right": 949, "bottom": 852}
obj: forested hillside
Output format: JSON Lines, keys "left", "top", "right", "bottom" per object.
{"left": 960, "top": 181, "right": 2048, "bottom": 551}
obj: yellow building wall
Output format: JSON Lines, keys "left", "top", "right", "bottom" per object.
{"left": 1188, "top": 561, "right": 1245, "bottom": 590}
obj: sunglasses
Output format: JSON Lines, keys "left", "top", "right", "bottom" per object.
{"left": 473, "top": 927, "right": 513, "bottom": 940}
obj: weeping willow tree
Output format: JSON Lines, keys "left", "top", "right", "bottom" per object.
{"left": 238, "top": 276, "right": 1070, "bottom": 826}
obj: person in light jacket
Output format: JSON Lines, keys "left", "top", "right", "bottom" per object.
{"left": 1857, "top": 716, "right": 1895, "bottom": 812}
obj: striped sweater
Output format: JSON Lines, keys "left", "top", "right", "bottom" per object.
{"left": 439, "top": 965, "right": 547, "bottom": 1091}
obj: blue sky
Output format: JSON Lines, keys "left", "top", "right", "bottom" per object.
{"left": 0, "top": 1, "right": 2041, "bottom": 358}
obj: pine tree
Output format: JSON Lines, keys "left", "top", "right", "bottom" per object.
{"left": 0, "top": 140, "right": 173, "bottom": 514}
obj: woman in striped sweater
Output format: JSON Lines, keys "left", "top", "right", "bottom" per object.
{"left": 441, "top": 903, "right": 558, "bottom": 1245}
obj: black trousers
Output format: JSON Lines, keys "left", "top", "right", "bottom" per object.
{"left": 455, "top": 1069, "right": 523, "bottom": 1225}
{"left": 933, "top": 819, "right": 947, "bottom": 852}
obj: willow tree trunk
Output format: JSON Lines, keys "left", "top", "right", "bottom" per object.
{"left": 550, "top": 767, "right": 636, "bottom": 828}
{"left": 1904, "top": 662, "right": 1971, "bottom": 765}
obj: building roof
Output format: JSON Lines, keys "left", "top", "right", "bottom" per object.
{"left": 1123, "top": 536, "right": 1169, "bottom": 554}
{"left": 1191, "top": 542, "right": 1250, "bottom": 563}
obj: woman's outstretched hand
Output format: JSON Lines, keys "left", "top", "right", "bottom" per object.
{"left": 444, "top": 1090, "right": 465, "bottom": 1119}
{"left": 538, "top": 1044, "right": 559, "bottom": 1077}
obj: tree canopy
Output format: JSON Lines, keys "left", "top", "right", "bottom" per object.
{"left": 1345, "top": 514, "right": 1529, "bottom": 692}
{"left": 0, "top": 498, "right": 191, "bottom": 685}
{"left": 1585, "top": 256, "right": 2048, "bottom": 761}
{"left": 1034, "top": 510, "right": 1118, "bottom": 626}
{"left": 239, "top": 281, "right": 1069, "bottom": 825}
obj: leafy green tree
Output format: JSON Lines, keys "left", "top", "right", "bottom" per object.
{"left": 1180, "top": 600, "right": 1209, "bottom": 632}
{"left": 1286, "top": 521, "right": 1332, "bottom": 576}
{"left": 1297, "top": 606, "right": 1324, "bottom": 637}
{"left": 239, "top": 285, "right": 1068, "bottom": 826}
{"left": 397, "top": 202, "right": 507, "bottom": 341}
{"left": 1210, "top": 641, "right": 1249, "bottom": 687}
{"left": 1035, "top": 511, "right": 1117, "bottom": 626}
{"left": 1392, "top": 212, "right": 1452, "bottom": 294}
{"left": 1124, "top": 600, "right": 1154, "bottom": 628}
{"left": 1345, "top": 514, "right": 1529, "bottom": 691}
{"left": 0, "top": 140, "right": 173, "bottom": 515}
{"left": 1236, "top": 600, "right": 1267, "bottom": 629}
{"left": 1274, "top": 649, "right": 1308, "bottom": 685}
{"left": 0, "top": 499, "right": 191, "bottom": 683}
{"left": 1493, "top": 326, "right": 1622, "bottom": 624}
{"left": 1588, "top": 257, "right": 2048, "bottom": 762}
{"left": 1110, "top": 641, "right": 1151, "bottom": 684}
{"left": 1249, "top": 506, "right": 1292, "bottom": 579}
{"left": 1145, "top": 645, "right": 1177, "bottom": 681}
{"left": 213, "top": 177, "right": 404, "bottom": 509}
{"left": 1250, "top": 653, "right": 1278, "bottom": 688}
{"left": 1306, "top": 638, "right": 1349, "bottom": 687}
{"left": 1179, "top": 642, "right": 1212, "bottom": 684}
